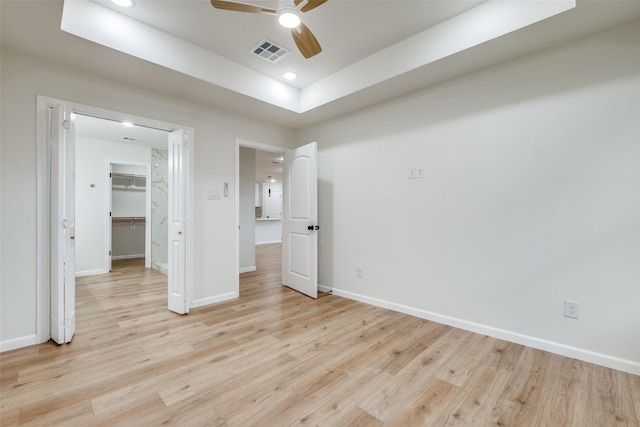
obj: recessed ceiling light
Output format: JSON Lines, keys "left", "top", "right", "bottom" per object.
{"left": 283, "top": 71, "right": 297, "bottom": 81}
{"left": 110, "top": 0, "right": 134, "bottom": 7}
{"left": 122, "top": 121, "right": 134, "bottom": 127}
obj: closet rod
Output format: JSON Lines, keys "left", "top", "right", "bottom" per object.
{"left": 112, "top": 172, "right": 146, "bottom": 179}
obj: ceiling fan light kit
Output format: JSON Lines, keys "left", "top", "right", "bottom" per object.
{"left": 210, "top": 0, "right": 327, "bottom": 58}
{"left": 278, "top": 8, "right": 301, "bottom": 29}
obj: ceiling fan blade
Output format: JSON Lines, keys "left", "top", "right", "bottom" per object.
{"left": 210, "top": 0, "right": 276, "bottom": 14}
{"left": 291, "top": 22, "right": 322, "bottom": 59}
{"left": 294, "top": 0, "right": 328, "bottom": 13}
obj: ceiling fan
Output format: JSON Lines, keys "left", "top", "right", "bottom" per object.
{"left": 210, "top": 0, "right": 327, "bottom": 58}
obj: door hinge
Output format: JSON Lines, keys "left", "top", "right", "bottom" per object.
{"left": 109, "top": 250, "right": 112, "bottom": 256}
{"left": 62, "top": 120, "right": 70, "bottom": 130}
{"left": 61, "top": 219, "right": 68, "bottom": 228}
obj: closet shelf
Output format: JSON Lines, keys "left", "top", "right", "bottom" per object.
{"left": 112, "top": 185, "right": 146, "bottom": 191}
{"left": 112, "top": 172, "right": 146, "bottom": 191}
{"left": 112, "top": 216, "right": 146, "bottom": 222}
{"left": 112, "top": 172, "right": 146, "bottom": 179}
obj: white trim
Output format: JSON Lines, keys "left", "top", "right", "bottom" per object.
{"left": 111, "top": 254, "right": 145, "bottom": 260}
{"left": 75, "top": 269, "right": 107, "bottom": 277}
{"left": 191, "top": 292, "right": 238, "bottom": 309}
{"left": 256, "top": 240, "right": 283, "bottom": 245}
{"left": 1, "top": 335, "right": 38, "bottom": 353}
{"left": 239, "top": 266, "right": 257, "bottom": 273}
{"left": 36, "top": 95, "right": 194, "bottom": 347}
{"left": 36, "top": 98, "right": 52, "bottom": 344}
{"left": 322, "top": 285, "right": 640, "bottom": 376}
{"left": 235, "top": 138, "right": 287, "bottom": 301}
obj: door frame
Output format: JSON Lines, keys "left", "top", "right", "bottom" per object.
{"left": 234, "top": 138, "right": 286, "bottom": 297}
{"left": 36, "top": 96, "right": 194, "bottom": 343}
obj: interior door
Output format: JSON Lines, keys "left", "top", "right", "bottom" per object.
{"left": 50, "top": 105, "right": 76, "bottom": 344}
{"left": 107, "top": 164, "right": 113, "bottom": 272}
{"left": 282, "top": 141, "right": 318, "bottom": 298}
{"left": 168, "top": 129, "right": 188, "bottom": 314}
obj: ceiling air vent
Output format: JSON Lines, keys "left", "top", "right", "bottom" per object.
{"left": 251, "top": 40, "right": 289, "bottom": 63}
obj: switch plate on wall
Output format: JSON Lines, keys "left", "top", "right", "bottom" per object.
{"left": 207, "top": 188, "right": 222, "bottom": 200}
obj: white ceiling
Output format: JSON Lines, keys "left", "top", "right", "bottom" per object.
{"left": 254, "top": 149, "right": 283, "bottom": 184}
{"left": 75, "top": 114, "right": 169, "bottom": 148}
{"left": 2, "top": 1, "right": 640, "bottom": 129}
{"left": 90, "top": 0, "right": 483, "bottom": 88}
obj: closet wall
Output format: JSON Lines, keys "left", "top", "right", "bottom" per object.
{"left": 151, "top": 149, "right": 169, "bottom": 273}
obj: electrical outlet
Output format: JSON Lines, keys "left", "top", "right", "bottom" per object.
{"left": 417, "top": 167, "right": 425, "bottom": 178}
{"left": 408, "top": 168, "right": 417, "bottom": 179}
{"left": 564, "top": 300, "right": 579, "bottom": 319}
{"left": 356, "top": 267, "right": 364, "bottom": 278}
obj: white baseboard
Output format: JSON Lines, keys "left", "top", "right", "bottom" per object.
{"left": 255, "top": 240, "right": 282, "bottom": 245}
{"left": 112, "top": 254, "right": 145, "bottom": 260}
{"left": 191, "top": 291, "right": 238, "bottom": 309}
{"left": 321, "top": 285, "right": 640, "bottom": 376}
{"left": 75, "top": 269, "right": 107, "bottom": 277}
{"left": 152, "top": 263, "right": 168, "bottom": 275}
{"left": 239, "top": 266, "right": 257, "bottom": 273}
{"left": 1, "top": 334, "right": 37, "bottom": 353}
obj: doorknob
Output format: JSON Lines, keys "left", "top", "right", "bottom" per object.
{"left": 314, "top": 225, "right": 320, "bottom": 231}
{"left": 307, "top": 225, "right": 314, "bottom": 231}
{"left": 307, "top": 225, "right": 320, "bottom": 231}
{"left": 70, "top": 235, "right": 75, "bottom": 240}
{"left": 178, "top": 231, "right": 182, "bottom": 235}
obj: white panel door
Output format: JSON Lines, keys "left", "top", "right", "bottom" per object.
{"left": 282, "top": 142, "right": 318, "bottom": 298}
{"left": 51, "top": 105, "right": 76, "bottom": 344}
{"left": 168, "top": 129, "right": 188, "bottom": 314}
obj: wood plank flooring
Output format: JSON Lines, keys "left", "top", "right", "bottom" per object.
{"left": 1, "top": 244, "right": 639, "bottom": 426}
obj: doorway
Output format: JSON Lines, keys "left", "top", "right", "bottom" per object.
{"left": 36, "top": 96, "right": 193, "bottom": 344}
{"left": 236, "top": 138, "right": 319, "bottom": 299}
{"left": 235, "top": 139, "right": 285, "bottom": 295}
{"left": 73, "top": 113, "right": 169, "bottom": 276}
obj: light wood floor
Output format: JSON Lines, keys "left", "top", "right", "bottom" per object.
{"left": 1, "top": 245, "right": 639, "bottom": 426}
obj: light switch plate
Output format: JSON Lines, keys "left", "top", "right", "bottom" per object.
{"left": 207, "top": 189, "right": 222, "bottom": 200}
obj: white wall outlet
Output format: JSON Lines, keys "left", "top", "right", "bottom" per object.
{"left": 417, "top": 167, "right": 425, "bottom": 178}
{"left": 408, "top": 168, "right": 417, "bottom": 179}
{"left": 564, "top": 300, "right": 579, "bottom": 319}
{"left": 356, "top": 267, "right": 364, "bottom": 278}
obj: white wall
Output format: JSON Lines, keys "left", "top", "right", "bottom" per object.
{"left": 298, "top": 22, "right": 640, "bottom": 373}
{"left": 0, "top": 47, "right": 294, "bottom": 349}
{"left": 76, "top": 138, "right": 151, "bottom": 274}
{"left": 239, "top": 147, "right": 256, "bottom": 272}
